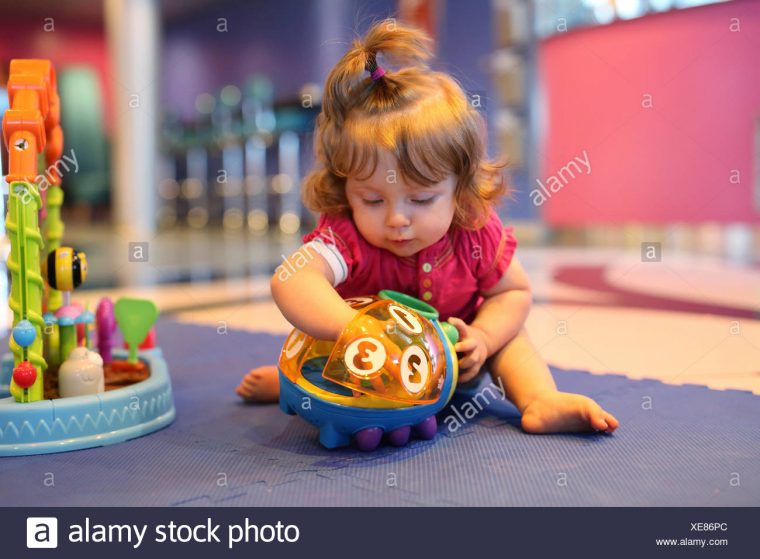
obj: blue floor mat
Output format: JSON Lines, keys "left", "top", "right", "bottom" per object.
{"left": 1, "top": 318, "right": 758, "bottom": 506}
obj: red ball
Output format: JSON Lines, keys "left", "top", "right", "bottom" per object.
{"left": 13, "top": 361, "right": 37, "bottom": 389}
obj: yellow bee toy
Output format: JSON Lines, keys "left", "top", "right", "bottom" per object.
{"left": 44, "top": 247, "right": 88, "bottom": 292}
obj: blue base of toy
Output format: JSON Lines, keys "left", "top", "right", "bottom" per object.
{"left": 278, "top": 321, "right": 457, "bottom": 450}
{"left": 0, "top": 348, "right": 175, "bottom": 457}
{"left": 279, "top": 370, "right": 446, "bottom": 450}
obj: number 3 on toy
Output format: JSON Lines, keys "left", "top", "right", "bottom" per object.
{"left": 345, "top": 337, "right": 386, "bottom": 378}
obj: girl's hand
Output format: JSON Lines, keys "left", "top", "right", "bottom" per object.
{"left": 447, "top": 317, "right": 490, "bottom": 383}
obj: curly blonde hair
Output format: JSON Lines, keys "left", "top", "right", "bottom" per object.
{"left": 302, "top": 19, "right": 507, "bottom": 230}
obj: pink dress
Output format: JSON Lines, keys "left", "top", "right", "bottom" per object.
{"left": 302, "top": 208, "right": 517, "bottom": 323}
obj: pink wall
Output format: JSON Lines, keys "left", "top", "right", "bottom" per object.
{"left": 538, "top": 0, "right": 760, "bottom": 225}
{"left": 0, "top": 21, "right": 112, "bottom": 132}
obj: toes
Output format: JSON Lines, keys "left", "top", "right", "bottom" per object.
{"left": 237, "top": 376, "right": 261, "bottom": 399}
{"left": 602, "top": 411, "right": 620, "bottom": 432}
{"left": 580, "top": 399, "right": 608, "bottom": 431}
{"left": 237, "top": 366, "right": 281, "bottom": 403}
{"left": 590, "top": 409, "right": 620, "bottom": 433}
{"left": 584, "top": 398, "right": 619, "bottom": 433}
{"left": 591, "top": 415, "right": 609, "bottom": 432}
{"left": 244, "top": 368, "right": 267, "bottom": 381}
{"left": 242, "top": 377, "right": 259, "bottom": 389}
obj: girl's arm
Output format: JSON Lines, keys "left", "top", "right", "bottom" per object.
{"left": 270, "top": 247, "right": 358, "bottom": 340}
{"left": 469, "top": 255, "right": 532, "bottom": 357}
{"left": 447, "top": 256, "right": 533, "bottom": 380}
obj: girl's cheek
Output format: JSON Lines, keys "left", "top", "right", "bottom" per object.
{"left": 355, "top": 210, "right": 378, "bottom": 230}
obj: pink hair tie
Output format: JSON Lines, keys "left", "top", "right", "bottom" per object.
{"left": 370, "top": 66, "right": 386, "bottom": 81}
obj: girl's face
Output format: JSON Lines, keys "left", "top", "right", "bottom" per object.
{"left": 346, "top": 149, "right": 456, "bottom": 258}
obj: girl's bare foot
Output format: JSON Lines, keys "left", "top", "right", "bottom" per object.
{"left": 520, "top": 391, "right": 619, "bottom": 434}
{"left": 235, "top": 365, "right": 280, "bottom": 403}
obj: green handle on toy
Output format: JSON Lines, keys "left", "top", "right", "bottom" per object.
{"left": 114, "top": 298, "right": 159, "bottom": 364}
{"left": 440, "top": 322, "right": 459, "bottom": 345}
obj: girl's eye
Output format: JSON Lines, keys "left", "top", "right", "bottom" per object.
{"left": 410, "top": 197, "right": 436, "bottom": 205}
{"left": 362, "top": 198, "right": 383, "bottom": 206}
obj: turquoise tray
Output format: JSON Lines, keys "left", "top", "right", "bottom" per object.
{"left": 0, "top": 348, "right": 175, "bottom": 456}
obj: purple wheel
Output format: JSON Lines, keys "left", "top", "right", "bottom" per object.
{"left": 354, "top": 427, "right": 383, "bottom": 451}
{"left": 387, "top": 425, "right": 411, "bottom": 447}
{"left": 414, "top": 416, "right": 437, "bottom": 440}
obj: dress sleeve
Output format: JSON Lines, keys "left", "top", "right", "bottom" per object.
{"left": 472, "top": 209, "right": 518, "bottom": 292}
{"left": 301, "top": 213, "right": 363, "bottom": 287}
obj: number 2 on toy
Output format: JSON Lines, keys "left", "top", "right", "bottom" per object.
{"left": 400, "top": 345, "right": 429, "bottom": 394}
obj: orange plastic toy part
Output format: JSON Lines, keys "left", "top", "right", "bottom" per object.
{"left": 277, "top": 295, "right": 448, "bottom": 405}
{"left": 2, "top": 59, "right": 59, "bottom": 183}
{"left": 322, "top": 299, "right": 446, "bottom": 404}
{"left": 278, "top": 296, "right": 382, "bottom": 383}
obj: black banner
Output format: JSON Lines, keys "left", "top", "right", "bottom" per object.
{"left": 2, "top": 507, "right": 756, "bottom": 558}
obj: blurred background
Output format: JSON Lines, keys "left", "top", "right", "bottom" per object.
{"left": 1, "top": 0, "right": 757, "bottom": 286}
{"left": 0, "top": 0, "right": 758, "bottom": 388}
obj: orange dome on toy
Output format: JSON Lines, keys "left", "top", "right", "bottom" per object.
{"left": 278, "top": 293, "right": 455, "bottom": 406}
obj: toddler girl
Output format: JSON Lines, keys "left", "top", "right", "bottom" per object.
{"left": 237, "top": 21, "right": 618, "bottom": 434}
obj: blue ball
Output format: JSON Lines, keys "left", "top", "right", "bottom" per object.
{"left": 12, "top": 320, "right": 37, "bottom": 348}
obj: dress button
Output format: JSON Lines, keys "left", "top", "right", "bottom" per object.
{"left": 422, "top": 291, "right": 432, "bottom": 301}
{"left": 422, "top": 278, "right": 432, "bottom": 288}
{"left": 422, "top": 262, "right": 432, "bottom": 273}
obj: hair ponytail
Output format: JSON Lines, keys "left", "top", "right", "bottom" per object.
{"left": 322, "top": 19, "right": 433, "bottom": 124}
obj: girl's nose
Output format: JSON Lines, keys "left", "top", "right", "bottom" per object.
{"left": 385, "top": 206, "right": 411, "bottom": 229}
